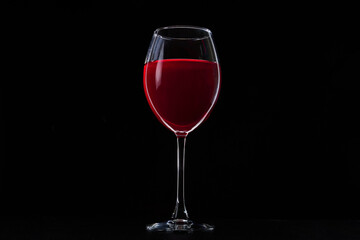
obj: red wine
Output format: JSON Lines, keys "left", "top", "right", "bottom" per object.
{"left": 144, "top": 59, "right": 220, "bottom": 135}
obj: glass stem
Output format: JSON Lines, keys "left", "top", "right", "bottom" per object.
{"left": 172, "top": 136, "right": 189, "bottom": 220}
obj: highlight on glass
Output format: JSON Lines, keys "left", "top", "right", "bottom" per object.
{"left": 143, "top": 26, "right": 221, "bottom": 232}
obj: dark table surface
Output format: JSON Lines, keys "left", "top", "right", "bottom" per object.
{"left": 2, "top": 216, "right": 360, "bottom": 240}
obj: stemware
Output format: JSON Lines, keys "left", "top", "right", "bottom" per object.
{"left": 143, "top": 26, "right": 221, "bottom": 231}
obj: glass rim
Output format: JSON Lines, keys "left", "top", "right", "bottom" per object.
{"left": 154, "top": 25, "right": 212, "bottom": 40}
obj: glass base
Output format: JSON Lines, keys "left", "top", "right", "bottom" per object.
{"left": 146, "top": 219, "right": 214, "bottom": 232}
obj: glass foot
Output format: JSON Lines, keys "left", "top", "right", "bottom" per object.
{"left": 146, "top": 219, "right": 214, "bottom": 232}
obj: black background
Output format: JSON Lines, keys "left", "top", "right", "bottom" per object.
{"left": 2, "top": 0, "right": 360, "bottom": 225}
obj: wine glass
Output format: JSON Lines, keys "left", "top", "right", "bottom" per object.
{"left": 143, "top": 26, "right": 221, "bottom": 232}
